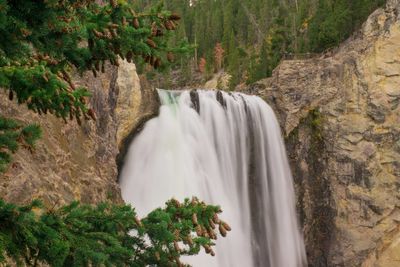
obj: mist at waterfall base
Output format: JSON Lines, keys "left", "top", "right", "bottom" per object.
{"left": 119, "top": 90, "right": 307, "bottom": 267}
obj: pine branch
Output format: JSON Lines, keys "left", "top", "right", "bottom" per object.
{"left": 0, "top": 117, "right": 41, "bottom": 173}
{"left": 0, "top": 198, "right": 230, "bottom": 266}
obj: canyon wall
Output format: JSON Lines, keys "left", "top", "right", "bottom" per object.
{"left": 249, "top": 0, "right": 400, "bottom": 266}
{"left": 0, "top": 61, "right": 158, "bottom": 206}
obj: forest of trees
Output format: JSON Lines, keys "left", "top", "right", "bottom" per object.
{"left": 133, "top": 0, "right": 386, "bottom": 88}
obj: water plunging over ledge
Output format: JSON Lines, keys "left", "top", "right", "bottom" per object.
{"left": 119, "top": 89, "right": 307, "bottom": 267}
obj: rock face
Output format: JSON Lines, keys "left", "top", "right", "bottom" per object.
{"left": 250, "top": 1, "right": 400, "bottom": 266}
{"left": 0, "top": 61, "right": 159, "bottom": 206}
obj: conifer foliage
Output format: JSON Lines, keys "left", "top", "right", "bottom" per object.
{"left": 136, "top": 0, "right": 386, "bottom": 88}
{"left": 0, "top": 0, "right": 187, "bottom": 172}
{"left": 0, "top": 197, "right": 230, "bottom": 266}
{"left": 0, "top": 117, "right": 41, "bottom": 172}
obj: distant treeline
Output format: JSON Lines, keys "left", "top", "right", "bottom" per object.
{"left": 132, "top": 0, "right": 386, "bottom": 88}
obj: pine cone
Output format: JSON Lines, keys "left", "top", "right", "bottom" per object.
{"left": 208, "top": 229, "right": 217, "bottom": 240}
{"left": 212, "top": 213, "right": 220, "bottom": 224}
{"left": 209, "top": 219, "right": 215, "bottom": 229}
{"left": 167, "top": 52, "right": 175, "bottom": 62}
{"left": 192, "top": 213, "right": 198, "bottom": 225}
{"left": 132, "top": 18, "right": 140, "bottom": 29}
{"left": 222, "top": 221, "right": 231, "bottom": 231}
{"left": 154, "top": 58, "right": 161, "bottom": 69}
{"left": 169, "top": 13, "right": 181, "bottom": 21}
{"left": 146, "top": 38, "right": 157, "bottom": 48}
{"left": 196, "top": 225, "right": 202, "bottom": 236}
{"left": 203, "top": 244, "right": 211, "bottom": 254}
{"left": 122, "top": 16, "right": 127, "bottom": 26}
{"left": 88, "top": 109, "right": 96, "bottom": 121}
{"left": 169, "top": 20, "right": 176, "bottom": 30}
{"left": 186, "top": 235, "right": 193, "bottom": 246}
{"left": 219, "top": 224, "right": 227, "bottom": 237}
{"left": 151, "top": 22, "right": 158, "bottom": 36}
{"left": 104, "top": 29, "right": 112, "bottom": 39}
{"left": 164, "top": 20, "right": 173, "bottom": 30}
{"left": 93, "top": 29, "right": 103, "bottom": 38}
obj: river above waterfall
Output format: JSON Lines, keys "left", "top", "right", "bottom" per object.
{"left": 119, "top": 90, "right": 307, "bottom": 267}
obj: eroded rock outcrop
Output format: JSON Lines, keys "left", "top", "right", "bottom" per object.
{"left": 0, "top": 61, "right": 158, "bottom": 206}
{"left": 250, "top": 1, "right": 400, "bottom": 266}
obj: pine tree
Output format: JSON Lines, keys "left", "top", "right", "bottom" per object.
{"left": 214, "top": 43, "right": 225, "bottom": 72}
{"left": 0, "top": 197, "right": 231, "bottom": 266}
{"left": 0, "top": 0, "right": 187, "bottom": 172}
{"left": 247, "top": 40, "right": 269, "bottom": 84}
{"left": 222, "top": 0, "right": 234, "bottom": 53}
{"left": 227, "top": 31, "right": 240, "bottom": 90}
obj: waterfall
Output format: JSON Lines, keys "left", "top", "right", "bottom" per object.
{"left": 119, "top": 90, "right": 307, "bottom": 267}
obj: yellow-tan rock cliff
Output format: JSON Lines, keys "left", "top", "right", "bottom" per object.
{"left": 250, "top": 0, "right": 400, "bottom": 266}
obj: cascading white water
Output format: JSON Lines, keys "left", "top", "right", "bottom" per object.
{"left": 119, "top": 90, "right": 307, "bottom": 267}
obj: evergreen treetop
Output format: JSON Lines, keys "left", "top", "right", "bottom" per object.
{"left": 0, "top": 0, "right": 187, "bottom": 172}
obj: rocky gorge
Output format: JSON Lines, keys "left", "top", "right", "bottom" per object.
{"left": 0, "top": 0, "right": 399, "bottom": 266}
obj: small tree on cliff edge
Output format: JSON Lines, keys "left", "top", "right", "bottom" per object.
{"left": 0, "top": 0, "right": 189, "bottom": 171}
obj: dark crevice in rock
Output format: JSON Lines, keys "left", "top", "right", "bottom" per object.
{"left": 216, "top": 90, "right": 227, "bottom": 108}
{"left": 190, "top": 89, "right": 200, "bottom": 113}
{"left": 285, "top": 109, "right": 336, "bottom": 267}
